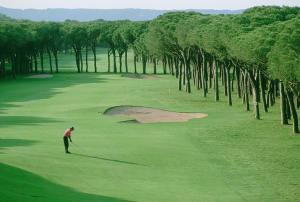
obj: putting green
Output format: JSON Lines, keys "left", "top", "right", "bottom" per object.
{"left": 0, "top": 71, "right": 300, "bottom": 201}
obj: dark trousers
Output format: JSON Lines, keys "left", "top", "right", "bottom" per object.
{"left": 63, "top": 137, "right": 69, "bottom": 152}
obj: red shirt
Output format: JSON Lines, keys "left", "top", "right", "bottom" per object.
{"left": 64, "top": 129, "right": 72, "bottom": 138}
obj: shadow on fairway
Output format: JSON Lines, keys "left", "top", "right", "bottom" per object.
{"left": 0, "top": 116, "right": 61, "bottom": 127}
{"left": 0, "top": 73, "right": 109, "bottom": 113}
{"left": 72, "top": 153, "right": 145, "bottom": 166}
{"left": 0, "top": 163, "right": 132, "bottom": 202}
{"left": 0, "top": 138, "right": 38, "bottom": 153}
{"left": 0, "top": 138, "right": 37, "bottom": 148}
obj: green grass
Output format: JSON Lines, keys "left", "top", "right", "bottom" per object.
{"left": 0, "top": 50, "right": 300, "bottom": 202}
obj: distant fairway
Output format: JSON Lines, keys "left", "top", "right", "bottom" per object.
{"left": 0, "top": 51, "right": 300, "bottom": 201}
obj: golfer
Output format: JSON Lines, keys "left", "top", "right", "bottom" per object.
{"left": 63, "top": 127, "right": 74, "bottom": 154}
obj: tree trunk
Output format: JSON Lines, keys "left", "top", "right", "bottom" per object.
{"left": 175, "top": 58, "right": 179, "bottom": 78}
{"left": 0, "top": 57, "right": 5, "bottom": 77}
{"left": 248, "top": 71, "right": 260, "bottom": 119}
{"left": 202, "top": 54, "right": 207, "bottom": 97}
{"left": 53, "top": 51, "right": 59, "bottom": 73}
{"left": 74, "top": 49, "right": 80, "bottom": 73}
{"left": 125, "top": 50, "right": 128, "bottom": 73}
{"left": 179, "top": 61, "right": 183, "bottom": 91}
{"left": 47, "top": 48, "right": 53, "bottom": 73}
{"left": 226, "top": 66, "right": 232, "bottom": 106}
{"left": 214, "top": 59, "right": 219, "bottom": 101}
{"left": 223, "top": 65, "right": 227, "bottom": 96}
{"left": 183, "top": 53, "right": 191, "bottom": 94}
{"left": 85, "top": 46, "right": 89, "bottom": 72}
{"left": 134, "top": 54, "right": 137, "bottom": 74}
{"left": 259, "top": 71, "right": 268, "bottom": 112}
{"left": 163, "top": 56, "right": 167, "bottom": 74}
{"left": 244, "top": 73, "right": 250, "bottom": 111}
{"left": 236, "top": 66, "right": 241, "bottom": 98}
{"left": 34, "top": 52, "right": 38, "bottom": 73}
{"left": 80, "top": 50, "right": 83, "bottom": 73}
{"left": 113, "top": 49, "right": 117, "bottom": 73}
{"left": 92, "top": 45, "right": 97, "bottom": 73}
{"left": 280, "top": 82, "right": 288, "bottom": 125}
{"left": 11, "top": 55, "right": 16, "bottom": 79}
{"left": 153, "top": 58, "right": 157, "bottom": 74}
{"left": 107, "top": 49, "right": 111, "bottom": 73}
{"left": 119, "top": 53, "right": 123, "bottom": 73}
{"left": 142, "top": 55, "right": 147, "bottom": 74}
{"left": 287, "top": 90, "right": 299, "bottom": 134}
{"left": 40, "top": 51, "right": 44, "bottom": 73}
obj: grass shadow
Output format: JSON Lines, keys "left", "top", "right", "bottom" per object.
{"left": 0, "top": 73, "right": 109, "bottom": 113}
{"left": 0, "top": 163, "right": 132, "bottom": 202}
{"left": 0, "top": 138, "right": 37, "bottom": 148}
{"left": 119, "top": 120, "right": 139, "bottom": 124}
{"left": 71, "top": 153, "right": 145, "bottom": 166}
{"left": 0, "top": 116, "right": 61, "bottom": 127}
{"left": 0, "top": 138, "right": 38, "bottom": 154}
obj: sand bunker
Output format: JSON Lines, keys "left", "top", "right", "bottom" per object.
{"left": 121, "top": 73, "right": 157, "bottom": 80}
{"left": 27, "top": 74, "right": 53, "bottom": 79}
{"left": 104, "top": 106, "right": 208, "bottom": 123}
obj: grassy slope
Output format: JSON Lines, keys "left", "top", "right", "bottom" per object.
{"left": 0, "top": 50, "right": 300, "bottom": 202}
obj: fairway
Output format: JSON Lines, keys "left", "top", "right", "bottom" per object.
{"left": 1, "top": 70, "right": 300, "bottom": 201}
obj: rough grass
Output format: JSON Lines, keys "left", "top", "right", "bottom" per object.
{"left": 0, "top": 50, "right": 300, "bottom": 202}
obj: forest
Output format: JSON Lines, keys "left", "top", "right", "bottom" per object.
{"left": 0, "top": 6, "right": 300, "bottom": 134}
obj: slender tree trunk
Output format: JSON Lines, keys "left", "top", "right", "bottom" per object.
{"left": 184, "top": 52, "right": 191, "bottom": 94}
{"left": 226, "top": 66, "right": 232, "bottom": 106}
{"left": 175, "top": 58, "right": 179, "bottom": 78}
{"left": 248, "top": 71, "right": 260, "bottom": 119}
{"left": 85, "top": 46, "right": 89, "bottom": 72}
{"left": 236, "top": 66, "right": 241, "bottom": 98}
{"left": 74, "top": 48, "right": 80, "bottom": 73}
{"left": 259, "top": 71, "right": 268, "bottom": 112}
{"left": 179, "top": 61, "right": 183, "bottom": 91}
{"left": 80, "top": 50, "right": 83, "bottom": 73}
{"left": 40, "top": 51, "right": 44, "bottom": 73}
{"left": 0, "top": 57, "right": 5, "bottom": 77}
{"left": 244, "top": 73, "right": 250, "bottom": 111}
{"left": 163, "top": 56, "right": 167, "bottom": 74}
{"left": 47, "top": 48, "right": 53, "bottom": 73}
{"left": 223, "top": 65, "right": 228, "bottom": 96}
{"left": 34, "top": 52, "right": 38, "bottom": 73}
{"left": 92, "top": 46, "right": 97, "bottom": 73}
{"left": 287, "top": 89, "right": 299, "bottom": 134}
{"left": 202, "top": 54, "right": 207, "bottom": 97}
{"left": 214, "top": 59, "right": 219, "bottom": 101}
{"left": 142, "top": 55, "right": 147, "bottom": 74}
{"left": 53, "top": 51, "right": 58, "bottom": 73}
{"left": 125, "top": 50, "right": 128, "bottom": 73}
{"left": 153, "top": 58, "right": 157, "bottom": 74}
{"left": 134, "top": 55, "right": 137, "bottom": 74}
{"left": 198, "top": 54, "right": 202, "bottom": 89}
{"left": 119, "top": 53, "right": 123, "bottom": 73}
{"left": 280, "top": 82, "right": 288, "bottom": 125}
{"left": 113, "top": 49, "right": 117, "bottom": 73}
{"left": 11, "top": 55, "right": 16, "bottom": 79}
{"left": 107, "top": 49, "right": 111, "bottom": 73}
{"left": 286, "top": 95, "right": 291, "bottom": 120}
{"left": 231, "top": 66, "right": 235, "bottom": 92}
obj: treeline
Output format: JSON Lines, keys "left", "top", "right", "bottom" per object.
{"left": 142, "top": 6, "right": 300, "bottom": 134}
{"left": 0, "top": 18, "right": 148, "bottom": 76}
{"left": 0, "top": 6, "right": 300, "bottom": 134}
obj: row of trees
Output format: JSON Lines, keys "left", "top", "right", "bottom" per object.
{"left": 0, "top": 6, "right": 299, "bottom": 134}
{"left": 142, "top": 6, "right": 300, "bottom": 134}
{"left": 0, "top": 19, "right": 149, "bottom": 77}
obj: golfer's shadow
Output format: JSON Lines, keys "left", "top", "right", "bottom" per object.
{"left": 71, "top": 153, "right": 145, "bottom": 166}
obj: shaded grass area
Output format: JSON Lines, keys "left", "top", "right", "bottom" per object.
{"left": 0, "top": 163, "right": 131, "bottom": 202}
